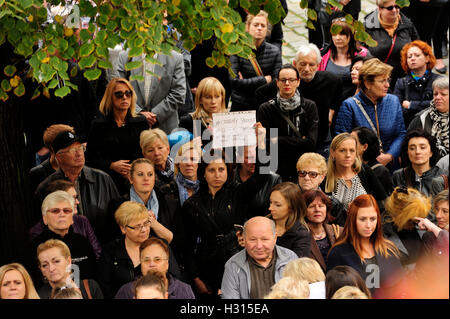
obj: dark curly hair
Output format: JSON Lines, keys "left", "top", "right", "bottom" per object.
{"left": 400, "top": 129, "right": 440, "bottom": 168}
{"left": 351, "top": 126, "right": 381, "bottom": 162}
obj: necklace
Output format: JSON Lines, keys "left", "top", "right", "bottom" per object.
{"left": 312, "top": 230, "right": 326, "bottom": 240}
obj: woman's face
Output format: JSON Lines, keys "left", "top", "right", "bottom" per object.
{"left": 121, "top": 218, "right": 151, "bottom": 244}
{"left": 331, "top": 138, "right": 357, "bottom": 170}
{"left": 407, "top": 137, "right": 433, "bottom": 167}
{"left": 38, "top": 247, "right": 71, "bottom": 285}
{"left": 269, "top": 190, "right": 290, "bottom": 223}
{"left": 204, "top": 159, "right": 227, "bottom": 190}
{"left": 1, "top": 270, "right": 26, "bottom": 299}
{"left": 406, "top": 46, "right": 429, "bottom": 72}
{"left": 43, "top": 200, "right": 74, "bottom": 234}
{"left": 143, "top": 138, "right": 170, "bottom": 170}
{"left": 297, "top": 164, "right": 325, "bottom": 192}
{"left": 351, "top": 60, "right": 364, "bottom": 85}
{"left": 306, "top": 197, "right": 327, "bottom": 225}
{"left": 276, "top": 68, "right": 300, "bottom": 99}
{"left": 200, "top": 89, "right": 223, "bottom": 116}
{"left": 178, "top": 149, "right": 200, "bottom": 180}
{"left": 379, "top": 0, "right": 400, "bottom": 22}
{"left": 140, "top": 244, "right": 169, "bottom": 276}
{"left": 435, "top": 200, "right": 449, "bottom": 229}
{"left": 433, "top": 88, "right": 449, "bottom": 113}
{"left": 130, "top": 163, "right": 155, "bottom": 194}
{"left": 356, "top": 206, "right": 378, "bottom": 239}
{"left": 247, "top": 16, "right": 268, "bottom": 43}
{"left": 112, "top": 82, "right": 132, "bottom": 113}
{"left": 365, "top": 74, "right": 390, "bottom": 99}
{"left": 332, "top": 32, "right": 350, "bottom": 50}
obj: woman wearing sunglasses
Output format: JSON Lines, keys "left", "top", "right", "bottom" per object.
{"left": 363, "top": 0, "right": 419, "bottom": 88}
{"left": 85, "top": 78, "right": 149, "bottom": 195}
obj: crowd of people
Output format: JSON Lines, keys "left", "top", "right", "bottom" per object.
{"left": 1, "top": 1, "right": 449, "bottom": 300}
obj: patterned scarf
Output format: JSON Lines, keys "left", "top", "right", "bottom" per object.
{"left": 130, "top": 186, "right": 160, "bottom": 219}
{"left": 411, "top": 69, "right": 429, "bottom": 81}
{"left": 176, "top": 173, "right": 200, "bottom": 206}
{"left": 159, "top": 156, "right": 175, "bottom": 181}
{"left": 429, "top": 101, "right": 449, "bottom": 156}
{"left": 276, "top": 90, "right": 301, "bottom": 112}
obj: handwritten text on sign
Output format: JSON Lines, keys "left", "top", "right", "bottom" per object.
{"left": 212, "top": 111, "right": 256, "bottom": 148}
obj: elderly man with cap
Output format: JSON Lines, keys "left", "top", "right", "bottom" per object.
{"left": 220, "top": 216, "right": 298, "bottom": 299}
{"left": 34, "top": 130, "right": 120, "bottom": 243}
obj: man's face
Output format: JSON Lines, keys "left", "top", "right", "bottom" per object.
{"left": 244, "top": 219, "right": 277, "bottom": 265}
{"left": 293, "top": 53, "right": 319, "bottom": 82}
{"left": 55, "top": 142, "right": 85, "bottom": 169}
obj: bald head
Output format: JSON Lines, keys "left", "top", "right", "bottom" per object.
{"left": 243, "top": 216, "right": 276, "bottom": 237}
{"left": 243, "top": 217, "right": 277, "bottom": 266}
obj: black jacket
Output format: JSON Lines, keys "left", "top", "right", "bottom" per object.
{"left": 38, "top": 279, "right": 104, "bottom": 299}
{"left": 393, "top": 71, "right": 441, "bottom": 127}
{"left": 85, "top": 111, "right": 149, "bottom": 195}
{"left": 368, "top": 159, "right": 394, "bottom": 196}
{"left": 34, "top": 166, "right": 120, "bottom": 243}
{"left": 230, "top": 40, "right": 282, "bottom": 110}
{"left": 257, "top": 95, "right": 319, "bottom": 182}
{"left": 392, "top": 166, "right": 446, "bottom": 197}
{"left": 97, "top": 236, "right": 181, "bottom": 299}
{"left": 180, "top": 163, "right": 270, "bottom": 290}
{"left": 29, "top": 158, "right": 55, "bottom": 193}
{"left": 364, "top": 10, "right": 420, "bottom": 88}
{"left": 276, "top": 220, "right": 311, "bottom": 258}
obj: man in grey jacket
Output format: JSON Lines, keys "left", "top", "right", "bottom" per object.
{"left": 221, "top": 216, "right": 298, "bottom": 299}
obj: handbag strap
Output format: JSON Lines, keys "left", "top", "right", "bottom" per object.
{"left": 384, "top": 33, "right": 397, "bottom": 63}
{"left": 274, "top": 104, "right": 303, "bottom": 139}
{"left": 249, "top": 55, "right": 264, "bottom": 76}
{"left": 352, "top": 97, "right": 383, "bottom": 150}
{"left": 83, "top": 279, "right": 92, "bottom": 299}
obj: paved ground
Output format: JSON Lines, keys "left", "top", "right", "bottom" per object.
{"left": 280, "top": 0, "right": 448, "bottom": 74}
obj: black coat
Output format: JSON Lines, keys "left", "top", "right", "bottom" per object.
{"left": 97, "top": 236, "right": 181, "bottom": 299}
{"left": 38, "top": 279, "right": 104, "bottom": 299}
{"left": 393, "top": 71, "right": 441, "bottom": 127}
{"left": 327, "top": 242, "right": 405, "bottom": 297}
{"left": 180, "top": 163, "right": 270, "bottom": 290}
{"left": 257, "top": 95, "right": 319, "bottom": 182}
{"left": 85, "top": 111, "right": 149, "bottom": 195}
{"left": 34, "top": 166, "right": 121, "bottom": 243}
{"left": 29, "top": 158, "right": 55, "bottom": 193}
{"left": 392, "top": 166, "right": 446, "bottom": 197}
{"left": 367, "top": 159, "right": 394, "bottom": 196}
{"left": 276, "top": 220, "right": 311, "bottom": 258}
{"left": 363, "top": 10, "right": 420, "bottom": 88}
{"left": 230, "top": 40, "right": 282, "bottom": 111}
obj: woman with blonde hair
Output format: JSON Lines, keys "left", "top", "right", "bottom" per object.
{"left": 331, "top": 285, "right": 369, "bottom": 299}
{"left": 36, "top": 239, "right": 103, "bottom": 299}
{"left": 282, "top": 257, "right": 326, "bottom": 299}
{"left": 179, "top": 77, "right": 227, "bottom": 148}
{"left": 325, "top": 133, "right": 386, "bottom": 218}
{"left": 86, "top": 77, "right": 149, "bottom": 194}
{"left": 264, "top": 277, "right": 310, "bottom": 299}
{"left": 328, "top": 194, "right": 404, "bottom": 298}
{"left": 0, "top": 263, "right": 39, "bottom": 299}
{"left": 335, "top": 58, "right": 406, "bottom": 168}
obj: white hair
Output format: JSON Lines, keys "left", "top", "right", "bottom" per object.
{"left": 41, "top": 190, "right": 75, "bottom": 216}
{"left": 294, "top": 43, "right": 321, "bottom": 64}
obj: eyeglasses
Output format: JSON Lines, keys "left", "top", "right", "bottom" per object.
{"left": 278, "top": 78, "right": 298, "bottom": 84}
{"left": 380, "top": 5, "right": 400, "bottom": 11}
{"left": 142, "top": 256, "right": 168, "bottom": 264}
{"left": 114, "top": 90, "right": 132, "bottom": 99}
{"left": 297, "top": 170, "right": 320, "bottom": 178}
{"left": 126, "top": 220, "right": 151, "bottom": 231}
{"left": 58, "top": 144, "right": 86, "bottom": 155}
{"left": 47, "top": 208, "right": 73, "bottom": 214}
{"left": 374, "top": 78, "right": 391, "bottom": 85}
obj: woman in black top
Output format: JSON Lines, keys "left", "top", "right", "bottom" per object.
{"left": 86, "top": 78, "right": 149, "bottom": 195}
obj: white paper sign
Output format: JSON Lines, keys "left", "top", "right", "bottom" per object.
{"left": 212, "top": 111, "right": 256, "bottom": 148}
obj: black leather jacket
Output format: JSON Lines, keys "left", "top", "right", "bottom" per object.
{"left": 35, "top": 166, "right": 120, "bottom": 243}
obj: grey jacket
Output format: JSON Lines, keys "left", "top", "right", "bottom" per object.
{"left": 221, "top": 245, "right": 298, "bottom": 299}
{"left": 110, "top": 50, "right": 186, "bottom": 135}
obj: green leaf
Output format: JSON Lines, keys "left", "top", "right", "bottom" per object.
{"left": 299, "top": 0, "right": 308, "bottom": 9}
{"left": 130, "top": 74, "right": 145, "bottom": 82}
{"left": 396, "top": 0, "right": 410, "bottom": 8}
{"left": 0, "top": 89, "right": 9, "bottom": 102}
{"left": 54, "top": 86, "right": 71, "bottom": 98}
{"left": 106, "top": 20, "right": 118, "bottom": 32}
{"left": 307, "top": 8, "right": 318, "bottom": 21}
{"left": 240, "top": 0, "right": 251, "bottom": 10}
{"left": 129, "top": 46, "right": 144, "bottom": 57}
{"left": 80, "top": 42, "right": 95, "bottom": 57}
{"left": 330, "top": 24, "right": 343, "bottom": 35}
{"left": 96, "top": 46, "right": 109, "bottom": 59}
{"left": 31, "top": 87, "right": 41, "bottom": 100}
{"left": 58, "top": 38, "right": 69, "bottom": 53}
{"left": 97, "top": 14, "right": 109, "bottom": 26}
{"left": 79, "top": 56, "right": 96, "bottom": 69}
{"left": 99, "top": 3, "right": 114, "bottom": 16}
{"left": 120, "top": 18, "right": 133, "bottom": 32}
{"left": 48, "top": 78, "right": 59, "bottom": 89}
{"left": 328, "top": 0, "right": 343, "bottom": 10}
{"left": 84, "top": 68, "right": 102, "bottom": 81}
{"left": 80, "top": 29, "right": 91, "bottom": 42}
{"left": 225, "top": 44, "right": 242, "bottom": 55}
{"left": 18, "top": 0, "right": 33, "bottom": 9}
{"left": 125, "top": 60, "right": 143, "bottom": 71}
{"left": 14, "top": 82, "right": 25, "bottom": 97}
{"left": 1, "top": 79, "right": 12, "bottom": 92}
{"left": 95, "top": 30, "right": 107, "bottom": 43}
{"left": 98, "top": 59, "right": 113, "bottom": 70}
{"left": 205, "top": 57, "right": 216, "bottom": 68}
{"left": 4, "top": 65, "right": 17, "bottom": 77}
{"left": 202, "top": 30, "right": 214, "bottom": 40}
{"left": 70, "top": 66, "right": 78, "bottom": 78}
{"left": 306, "top": 19, "right": 316, "bottom": 31}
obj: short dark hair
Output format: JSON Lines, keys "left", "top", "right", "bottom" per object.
{"left": 325, "top": 265, "right": 372, "bottom": 299}
{"left": 302, "top": 189, "right": 332, "bottom": 223}
{"left": 197, "top": 148, "right": 234, "bottom": 189}
{"left": 44, "top": 179, "right": 75, "bottom": 198}
{"left": 400, "top": 129, "right": 440, "bottom": 168}
{"left": 277, "top": 64, "right": 300, "bottom": 80}
{"left": 351, "top": 126, "right": 381, "bottom": 162}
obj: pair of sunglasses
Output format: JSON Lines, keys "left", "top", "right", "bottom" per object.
{"left": 380, "top": 5, "right": 400, "bottom": 11}
{"left": 114, "top": 90, "right": 132, "bottom": 99}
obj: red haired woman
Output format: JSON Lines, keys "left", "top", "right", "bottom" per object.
{"left": 327, "top": 194, "right": 405, "bottom": 298}
{"left": 393, "top": 40, "right": 442, "bottom": 127}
